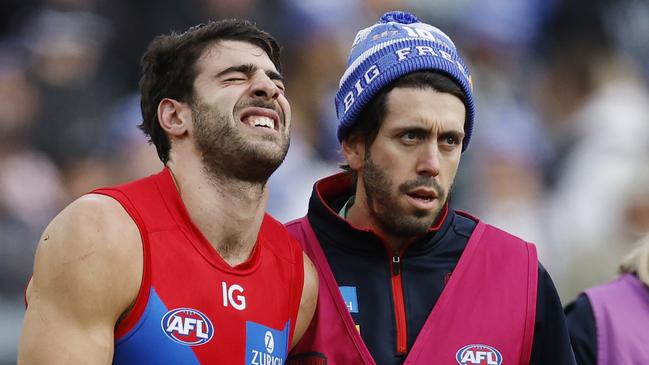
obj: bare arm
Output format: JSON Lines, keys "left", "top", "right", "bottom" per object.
{"left": 290, "top": 253, "right": 318, "bottom": 348}
{"left": 18, "top": 194, "right": 142, "bottom": 365}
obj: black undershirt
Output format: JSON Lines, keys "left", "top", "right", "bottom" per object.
{"left": 565, "top": 295, "right": 597, "bottom": 365}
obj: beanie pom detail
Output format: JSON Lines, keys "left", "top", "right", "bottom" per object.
{"left": 379, "top": 11, "right": 419, "bottom": 24}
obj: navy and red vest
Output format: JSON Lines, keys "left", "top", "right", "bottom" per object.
{"left": 287, "top": 217, "right": 537, "bottom": 365}
{"left": 93, "top": 168, "right": 304, "bottom": 364}
{"left": 286, "top": 173, "right": 538, "bottom": 365}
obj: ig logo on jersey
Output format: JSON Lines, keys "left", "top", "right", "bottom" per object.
{"left": 456, "top": 344, "right": 502, "bottom": 365}
{"left": 161, "top": 308, "right": 214, "bottom": 346}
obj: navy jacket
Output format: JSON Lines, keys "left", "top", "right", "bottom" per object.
{"left": 306, "top": 174, "right": 576, "bottom": 365}
{"left": 564, "top": 294, "right": 598, "bottom": 365}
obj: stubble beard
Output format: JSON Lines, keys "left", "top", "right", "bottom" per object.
{"left": 362, "top": 150, "right": 449, "bottom": 239}
{"left": 192, "top": 99, "right": 289, "bottom": 184}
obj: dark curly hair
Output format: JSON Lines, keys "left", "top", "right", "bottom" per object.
{"left": 138, "top": 19, "right": 282, "bottom": 163}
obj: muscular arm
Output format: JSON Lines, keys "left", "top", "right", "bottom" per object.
{"left": 18, "top": 194, "right": 142, "bottom": 365}
{"left": 290, "top": 254, "right": 318, "bottom": 349}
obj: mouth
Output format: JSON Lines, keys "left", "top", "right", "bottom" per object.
{"left": 405, "top": 188, "right": 439, "bottom": 209}
{"left": 407, "top": 188, "right": 438, "bottom": 200}
{"left": 239, "top": 107, "right": 280, "bottom": 132}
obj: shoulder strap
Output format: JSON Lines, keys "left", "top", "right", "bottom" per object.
{"left": 286, "top": 217, "right": 375, "bottom": 365}
{"left": 406, "top": 222, "right": 538, "bottom": 365}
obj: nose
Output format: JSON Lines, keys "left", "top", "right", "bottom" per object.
{"left": 249, "top": 72, "right": 280, "bottom": 101}
{"left": 415, "top": 143, "right": 441, "bottom": 177}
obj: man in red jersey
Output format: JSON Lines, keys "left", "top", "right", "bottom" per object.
{"left": 19, "top": 19, "right": 317, "bottom": 364}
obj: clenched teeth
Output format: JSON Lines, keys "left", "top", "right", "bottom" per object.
{"left": 247, "top": 116, "right": 275, "bottom": 129}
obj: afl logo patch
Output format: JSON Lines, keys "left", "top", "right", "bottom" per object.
{"left": 456, "top": 344, "right": 502, "bottom": 365}
{"left": 161, "top": 308, "right": 214, "bottom": 346}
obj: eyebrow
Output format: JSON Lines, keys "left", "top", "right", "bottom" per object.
{"left": 395, "top": 126, "right": 465, "bottom": 138}
{"left": 216, "top": 64, "right": 283, "bottom": 82}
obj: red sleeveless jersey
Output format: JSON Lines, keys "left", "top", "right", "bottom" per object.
{"left": 92, "top": 168, "right": 304, "bottom": 364}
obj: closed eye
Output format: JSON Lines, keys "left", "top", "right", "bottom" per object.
{"left": 224, "top": 75, "right": 247, "bottom": 82}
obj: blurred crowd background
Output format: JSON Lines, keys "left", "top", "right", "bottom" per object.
{"left": 1, "top": 0, "right": 649, "bottom": 362}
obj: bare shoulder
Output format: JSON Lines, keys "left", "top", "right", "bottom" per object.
{"left": 291, "top": 253, "right": 318, "bottom": 348}
{"left": 301, "top": 254, "right": 318, "bottom": 307}
{"left": 19, "top": 194, "right": 143, "bottom": 363}
{"left": 28, "top": 193, "right": 142, "bottom": 322}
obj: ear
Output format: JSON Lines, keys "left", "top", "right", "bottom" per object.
{"left": 341, "top": 134, "right": 366, "bottom": 171}
{"left": 157, "top": 98, "right": 192, "bottom": 137}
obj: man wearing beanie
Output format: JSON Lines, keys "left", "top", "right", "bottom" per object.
{"left": 286, "top": 11, "right": 575, "bottom": 365}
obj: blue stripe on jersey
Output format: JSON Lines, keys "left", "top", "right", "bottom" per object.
{"left": 113, "top": 288, "right": 200, "bottom": 365}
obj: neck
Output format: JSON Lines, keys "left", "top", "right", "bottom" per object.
{"left": 167, "top": 156, "right": 267, "bottom": 266}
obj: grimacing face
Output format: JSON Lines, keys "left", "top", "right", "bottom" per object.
{"left": 190, "top": 40, "right": 291, "bottom": 183}
{"left": 357, "top": 87, "right": 465, "bottom": 239}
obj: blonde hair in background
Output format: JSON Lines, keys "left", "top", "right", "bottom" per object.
{"left": 619, "top": 234, "right": 649, "bottom": 286}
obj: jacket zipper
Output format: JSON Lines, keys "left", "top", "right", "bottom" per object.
{"left": 390, "top": 249, "right": 408, "bottom": 355}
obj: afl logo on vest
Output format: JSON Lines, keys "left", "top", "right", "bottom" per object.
{"left": 161, "top": 308, "right": 214, "bottom": 346}
{"left": 456, "top": 344, "right": 503, "bottom": 365}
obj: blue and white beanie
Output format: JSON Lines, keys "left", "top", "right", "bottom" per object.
{"left": 335, "top": 11, "right": 475, "bottom": 151}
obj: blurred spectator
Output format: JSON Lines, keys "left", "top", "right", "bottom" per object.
{"left": 537, "top": 0, "right": 649, "bottom": 300}
{"left": 20, "top": 4, "right": 117, "bottom": 168}
{"left": 97, "top": 0, "right": 204, "bottom": 90}
{"left": 565, "top": 233, "right": 649, "bottom": 364}
{"left": 0, "top": 50, "right": 66, "bottom": 297}
{"left": 605, "top": 0, "right": 649, "bottom": 80}
{"left": 60, "top": 92, "right": 162, "bottom": 200}
{"left": 623, "top": 171, "right": 649, "bottom": 240}
{"left": 0, "top": 0, "right": 40, "bottom": 36}
{"left": 265, "top": 0, "right": 362, "bottom": 220}
{"left": 436, "top": 0, "right": 556, "bottom": 270}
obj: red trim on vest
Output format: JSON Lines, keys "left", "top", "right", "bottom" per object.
{"left": 387, "top": 244, "right": 415, "bottom": 355}
{"left": 315, "top": 173, "right": 372, "bottom": 234}
{"left": 391, "top": 261, "right": 408, "bottom": 354}
{"left": 429, "top": 204, "right": 448, "bottom": 231}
